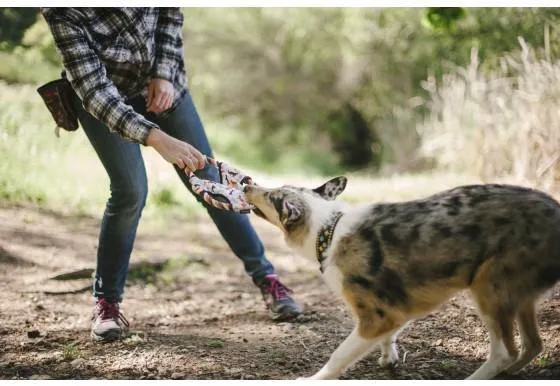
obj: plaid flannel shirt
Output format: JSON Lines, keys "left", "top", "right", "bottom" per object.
{"left": 41, "top": 8, "right": 187, "bottom": 144}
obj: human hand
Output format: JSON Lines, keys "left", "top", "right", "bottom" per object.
{"left": 146, "top": 127, "right": 206, "bottom": 172}
{"left": 146, "top": 78, "right": 174, "bottom": 114}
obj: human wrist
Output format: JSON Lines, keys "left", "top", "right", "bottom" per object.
{"left": 145, "top": 126, "right": 165, "bottom": 147}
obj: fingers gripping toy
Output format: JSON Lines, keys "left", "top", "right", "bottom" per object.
{"left": 187, "top": 157, "right": 255, "bottom": 213}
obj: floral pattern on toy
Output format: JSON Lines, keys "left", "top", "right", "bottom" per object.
{"left": 207, "top": 157, "right": 254, "bottom": 190}
{"left": 188, "top": 157, "right": 255, "bottom": 213}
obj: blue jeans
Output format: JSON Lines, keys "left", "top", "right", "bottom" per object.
{"left": 72, "top": 91, "right": 274, "bottom": 301}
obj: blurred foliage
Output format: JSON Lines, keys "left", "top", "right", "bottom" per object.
{"left": 20, "top": 14, "right": 61, "bottom": 66}
{"left": 423, "top": 7, "right": 466, "bottom": 32}
{"left": 183, "top": 7, "right": 560, "bottom": 171}
{"left": 2, "top": 7, "right": 560, "bottom": 173}
{"left": 0, "top": 11, "right": 60, "bottom": 84}
{"left": 0, "top": 8, "right": 38, "bottom": 50}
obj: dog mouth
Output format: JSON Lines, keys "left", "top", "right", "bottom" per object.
{"left": 252, "top": 207, "right": 266, "bottom": 219}
{"left": 244, "top": 187, "right": 268, "bottom": 220}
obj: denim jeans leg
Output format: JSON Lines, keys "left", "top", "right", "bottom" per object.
{"left": 72, "top": 95, "right": 148, "bottom": 302}
{"left": 151, "top": 91, "right": 275, "bottom": 284}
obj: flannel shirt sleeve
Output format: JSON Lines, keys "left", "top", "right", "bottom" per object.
{"left": 42, "top": 10, "right": 156, "bottom": 145}
{"left": 152, "top": 8, "right": 184, "bottom": 82}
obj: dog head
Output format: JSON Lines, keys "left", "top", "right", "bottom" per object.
{"left": 243, "top": 176, "right": 347, "bottom": 244}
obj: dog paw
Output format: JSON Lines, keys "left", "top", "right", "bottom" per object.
{"left": 378, "top": 352, "right": 398, "bottom": 368}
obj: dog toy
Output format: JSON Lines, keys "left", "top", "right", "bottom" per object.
{"left": 187, "top": 157, "right": 255, "bottom": 213}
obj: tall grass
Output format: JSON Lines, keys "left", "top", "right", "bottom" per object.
{"left": 419, "top": 40, "right": 560, "bottom": 192}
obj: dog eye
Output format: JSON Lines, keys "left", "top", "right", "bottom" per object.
{"left": 269, "top": 192, "right": 282, "bottom": 201}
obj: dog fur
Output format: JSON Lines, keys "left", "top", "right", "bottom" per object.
{"left": 244, "top": 178, "right": 560, "bottom": 380}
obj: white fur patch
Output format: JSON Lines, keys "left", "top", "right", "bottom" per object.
{"left": 322, "top": 264, "right": 344, "bottom": 296}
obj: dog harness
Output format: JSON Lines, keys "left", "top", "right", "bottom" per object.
{"left": 315, "top": 211, "right": 344, "bottom": 273}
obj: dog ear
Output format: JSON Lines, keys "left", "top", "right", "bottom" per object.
{"left": 281, "top": 200, "right": 302, "bottom": 229}
{"left": 313, "top": 176, "right": 347, "bottom": 201}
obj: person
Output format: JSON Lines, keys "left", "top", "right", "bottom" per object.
{"left": 41, "top": 7, "right": 302, "bottom": 342}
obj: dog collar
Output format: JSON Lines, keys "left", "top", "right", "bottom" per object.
{"left": 315, "top": 211, "right": 344, "bottom": 273}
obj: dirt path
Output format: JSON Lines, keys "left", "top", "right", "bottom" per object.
{"left": 0, "top": 203, "right": 558, "bottom": 380}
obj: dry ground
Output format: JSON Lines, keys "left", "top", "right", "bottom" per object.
{"left": 0, "top": 200, "right": 558, "bottom": 380}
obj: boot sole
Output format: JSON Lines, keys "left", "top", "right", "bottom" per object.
{"left": 270, "top": 307, "right": 302, "bottom": 322}
{"left": 91, "top": 329, "right": 123, "bottom": 342}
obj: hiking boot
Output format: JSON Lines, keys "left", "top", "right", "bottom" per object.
{"left": 91, "top": 298, "right": 129, "bottom": 342}
{"left": 258, "top": 274, "right": 302, "bottom": 321}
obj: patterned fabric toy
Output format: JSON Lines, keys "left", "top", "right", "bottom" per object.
{"left": 188, "top": 157, "right": 255, "bottom": 213}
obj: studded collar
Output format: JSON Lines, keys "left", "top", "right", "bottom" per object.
{"left": 315, "top": 211, "right": 344, "bottom": 273}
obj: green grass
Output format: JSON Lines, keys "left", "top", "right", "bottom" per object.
{"left": 61, "top": 342, "right": 80, "bottom": 361}
{"left": 535, "top": 355, "right": 552, "bottom": 368}
{"left": 206, "top": 339, "right": 225, "bottom": 348}
{"left": 157, "top": 256, "right": 212, "bottom": 285}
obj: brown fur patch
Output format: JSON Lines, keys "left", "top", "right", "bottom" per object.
{"left": 341, "top": 287, "right": 403, "bottom": 339}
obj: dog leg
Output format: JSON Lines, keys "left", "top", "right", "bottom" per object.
{"left": 467, "top": 287, "right": 518, "bottom": 379}
{"left": 298, "top": 327, "right": 379, "bottom": 380}
{"left": 506, "top": 300, "right": 543, "bottom": 374}
{"left": 377, "top": 322, "right": 408, "bottom": 368}
{"left": 466, "top": 326, "right": 515, "bottom": 380}
{"left": 378, "top": 334, "right": 398, "bottom": 368}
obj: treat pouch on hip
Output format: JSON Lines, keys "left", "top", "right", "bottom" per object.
{"left": 36, "top": 78, "right": 79, "bottom": 133}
